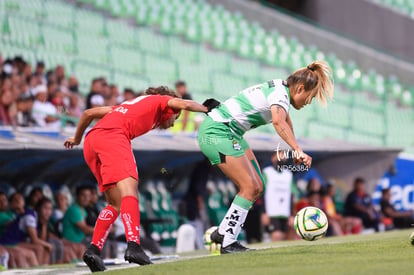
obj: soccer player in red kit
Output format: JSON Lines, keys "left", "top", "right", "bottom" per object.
{"left": 64, "top": 86, "right": 208, "bottom": 272}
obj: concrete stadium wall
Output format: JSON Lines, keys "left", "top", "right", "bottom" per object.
{"left": 206, "top": 0, "right": 414, "bottom": 85}
{"left": 299, "top": 0, "right": 414, "bottom": 63}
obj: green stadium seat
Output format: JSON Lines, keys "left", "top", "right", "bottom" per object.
{"left": 2, "top": 0, "right": 413, "bottom": 150}
{"left": 307, "top": 122, "right": 345, "bottom": 140}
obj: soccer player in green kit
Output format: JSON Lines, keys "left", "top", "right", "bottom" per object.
{"left": 198, "top": 61, "right": 334, "bottom": 253}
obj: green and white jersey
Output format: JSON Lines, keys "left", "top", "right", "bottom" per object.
{"left": 209, "top": 79, "right": 290, "bottom": 136}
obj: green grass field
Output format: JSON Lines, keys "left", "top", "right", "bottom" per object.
{"left": 105, "top": 229, "right": 414, "bottom": 275}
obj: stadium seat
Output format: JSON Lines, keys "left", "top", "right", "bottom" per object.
{"left": 2, "top": 0, "right": 413, "bottom": 149}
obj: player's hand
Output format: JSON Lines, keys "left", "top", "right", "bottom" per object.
{"left": 293, "top": 148, "right": 312, "bottom": 168}
{"left": 202, "top": 98, "right": 220, "bottom": 113}
{"left": 64, "top": 137, "right": 80, "bottom": 149}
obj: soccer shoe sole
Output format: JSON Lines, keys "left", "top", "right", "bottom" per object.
{"left": 82, "top": 252, "right": 106, "bottom": 272}
{"left": 220, "top": 241, "right": 254, "bottom": 254}
{"left": 124, "top": 252, "right": 153, "bottom": 265}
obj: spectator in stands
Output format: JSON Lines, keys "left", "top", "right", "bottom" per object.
{"left": 380, "top": 188, "right": 414, "bottom": 229}
{"left": 321, "top": 183, "right": 362, "bottom": 235}
{"left": 64, "top": 86, "right": 207, "bottom": 272}
{"left": 51, "top": 189, "right": 70, "bottom": 237}
{"left": 182, "top": 158, "right": 210, "bottom": 249}
{"left": 0, "top": 191, "right": 15, "bottom": 237}
{"left": 86, "top": 77, "right": 106, "bottom": 109}
{"left": 67, "top": 93, "right": 83, "bottom": 119}
{"left": 33, "top": 61, "right": 46, "bottom": 84}
{"left": 123, "top": 87, "right": 136, "bottom": 101}
{"left": 0, "top": 86, "right": 14, "bottom": 126}
{"left": 46, "top": 79, "right": 58, "bottom": 100}
{"left": 172, "top": 80, "right": 193, "bottom": 132}
{"left": 307, "top": 177, "right": 322, "bottom": 193}
{"left": 55, "top": 65, "right": 65, "bottom": 84}
{"left": 35, "top": 197, "right": 67, "bottom": 264}
{"left": 32, "top": 84, "right": 61, "bottom": 128}
{"left": 27, "top": 74, "right": 40, "bottom": 95}
{"left": 295, "top": 190, "right": 321, "bottom": 213}
{"left": 295, "top": 177, "right": 322, "bottom": 212}
{"left": 62, "top": 186, "right": 95, "bottom": 260}
{"left": 15, "top": 93, "right": 36, "bottom": 127}
{"left": 85, "top": 187, "right": 100, "bottom": 229}
{"left": 261, "top": 151, "right": 296, "bottom": 242}
{"left": 50, "top": 89, "right": 68, "bottom": 116}
{"left": 26, "top": 187, "right": 44, "bottom": 211}
{"left": 13, "top": 56, "right": 26, "bottom": 75}
{"left": 0, "top": 192, "right": 52, "bottom": 265}
{"left": 107, "top": 84, "right": 120, "bottom": 106}
{"left": 22, "top": 63, "right": 32, "bottom": 84}
{"left": 344, "top": 177, "right": 380, "bottom": 232}
{"left": 68, "top": 76, "right": 79, "bottom": 94}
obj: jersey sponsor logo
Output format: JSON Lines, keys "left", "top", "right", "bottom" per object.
{"left": 99, "top": 209, "right": 114, "bottom": 221}
{"left": 267, "top": 80, "right": 275, "bottom": 88}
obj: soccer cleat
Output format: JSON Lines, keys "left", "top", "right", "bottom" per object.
{"left": 124, "top": 241, "right": 153, "bottom": 265}
{"left": 210, "top": 229, "right": 224, "bottom": 244}
{"left": 83, "top": 244, "right": 106, "bottom": 273}
{"left": 220, "top": 241, "right": 253, "bottom": 254}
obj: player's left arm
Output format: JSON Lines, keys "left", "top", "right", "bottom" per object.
{"left": 167, "top": 98, "right": 208, "bottom": 113}
{"left": 286, "top": 114, "right": 294, "bottom": 134}
{"left": 64, "top": 106, "right": 112, "bottom": 148}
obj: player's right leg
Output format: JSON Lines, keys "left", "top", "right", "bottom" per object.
{"left": 116, "top": 177, "right": 152, "bottom": 265}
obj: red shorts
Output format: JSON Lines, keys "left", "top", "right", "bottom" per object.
{"left": 83, "top": 128, "right": 138, "bottom": 192}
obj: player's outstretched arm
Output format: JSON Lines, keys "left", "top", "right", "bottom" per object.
{"left": 271, "top": 105, "right": 312, "bottom": 167}
{"left": 64, "top": 106, "right": 112, "bottom": 149}
{"left": 167, "top": 98, "right": 208, "bottom": 113}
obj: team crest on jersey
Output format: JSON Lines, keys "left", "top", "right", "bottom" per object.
{"left": 233, "top": 140, "right": 241, "bottom": 151}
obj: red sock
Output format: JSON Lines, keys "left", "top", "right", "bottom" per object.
{"left": 91, "top": 205, "right": 119, "bottom": 250}
{"left": 121, "top": 196, "right": 141, "bottom": 244}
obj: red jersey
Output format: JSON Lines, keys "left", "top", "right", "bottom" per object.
{"left": 92, "top": 95, "right": 178, "bottom": 140}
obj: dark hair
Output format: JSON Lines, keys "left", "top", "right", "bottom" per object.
{"left": 35, "top": 197, "right": 52, "bottom": 213}
{"left": 9, "top": 192, "right": 22, "bottom": 203}
{"left": 144, "top": 86, "right": 178, "bottom": 97}
{"left": 174, "top": 80, "right": 186, "bottom": 88}
{"left": 124, "top": 88, "right": 135, "bottom": 95}
{"left": 381, "top": 188, "right": 390, "bottom": 195}
{"left": 27, "top": 187, "right": 43, "bottom": 207}
{"left": 0, "top": 191, "right": 6, "bottom": 197}
{"left": 76, "top": 185, "right": 91, "bottom": 197}
{"left": 306, "top": 190, "right": 320, "bottom": 198}
{"left": 354, "top": 177, "right": 365, "bottom": 185}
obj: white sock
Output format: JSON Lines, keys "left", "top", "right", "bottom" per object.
{"left": 218, "top": 203, "right": 249, "bottom": 247}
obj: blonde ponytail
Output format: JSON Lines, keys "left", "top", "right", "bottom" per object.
{"left": 286, "top": 60, "right": 334, "bottom": 106}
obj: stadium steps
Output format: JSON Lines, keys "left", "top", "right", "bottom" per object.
{"left": 1, "top": 0, "right": 413, "bottom": 149}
